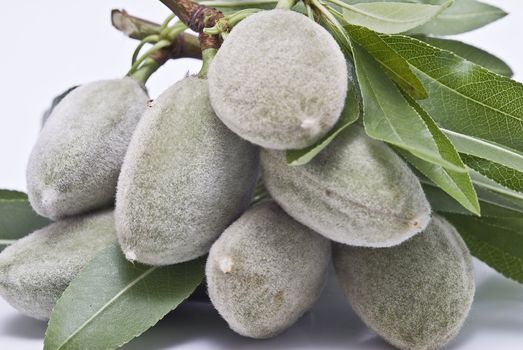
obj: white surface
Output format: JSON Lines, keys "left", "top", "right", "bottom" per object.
{"left": 0, "top": 0, "right": 523, "bottom": 349}
{"left": 0, "top": 261, "right": 522, "bottom": 350}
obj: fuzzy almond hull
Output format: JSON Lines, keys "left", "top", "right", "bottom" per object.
{"left": 0, "top": 210, "right": 116, "bottom": 320}
{"left": 333, "top": 215, "right": 475, "bottom": 350}
{"left": 116, "top": 77, "right": 260, "bottom": 266}
{"left": 206, "top": 201, "right": 331, "bottom": 339}
{"left": 261, "top": 125, "right": 431, "bottom": 247}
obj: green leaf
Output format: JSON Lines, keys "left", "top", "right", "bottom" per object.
{"left": 442, "top": 129, "right": 523, "bottom": 175}
{"left": 252, "top": 178, "right": 270, "bottom": 205}
{"left": 422, "top": 182, "right": 473, "bottom": 215}
{"left": 410, "top": 0, "right": 507, "bottom": 36}
{"left": 414, "top": 36, "right": 513, "bottom": 77}
{"left": 442, "top": 129, "right": 523, "bottom": 198}
{"left": 469, "top": 171, "right": 523, "bottom": 210}
{"left": 340, "top": 0, "right": 446, "bottom": 3}
{"left": 344, "top": 24, "right": 427, "bottom": 99}
{"left": 422, "top": 180, "right": 523, "bottom": 217}
{"left": 286, "top": 62, "right": 360, "bottom": 166}
{"left": 382, "top": 35, "right": 523, "bottom": 155}
{"left": 351, "top": 42, "right": 464, "bottom": 173}
{"left": 444, "top": 213, "right": 523, "bottom": 283}
{"left": 402, "top": 149, "right": 478, "bottom": 215}
{"left": 44, "top": 244, "right": 205, "bottom": 350}
{"left": 424, "top": 181, "right": 523, "bottom": 283}
{"left": 474, "top": 186, "right": 523, "bottom": 217}
{"left": 341, "top": 0, "right": 451, "bottom": 34}
{"left": 341, "top": 0, "right": 425, "bottom": 3}
{"left": 0, "top": 189, "right": 50, "bottom": 251}
{"left": 393, "top": 96, "right": 479, "bottom": 215}
{"left": 196, "top": 0, "right": 277, "bottom": 14}
{"left": 462, "top": 154, "right": 523, "bottom": 194}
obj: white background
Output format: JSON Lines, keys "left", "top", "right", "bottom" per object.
{"left": 0, "top": 1, "right": 522, "bottom": 349}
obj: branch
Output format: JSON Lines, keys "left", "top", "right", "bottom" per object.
{"left": 151, "top": 32, "right": 202, "bottom": 62}
{"left": 158, "top": 0, "right": 224, "bottom": 50}
{"left": 158, "top": 0, "right": 199, "bottom": 25}
{"left": 112, "top": 9, "right": 203, "bottom": 84}
{"left": 111, "top": 9, "right": 162, "bottom": 40}
{"left": 111, "top": 9, "right": 202, "bottom": 61}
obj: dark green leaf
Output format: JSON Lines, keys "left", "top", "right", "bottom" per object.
{"left": 444, "top": 213, "right": 523, "bottom": 283}
{"left": 424, "top": 181, "right": 523, "bottom": 283}
{"left": 352, "top": 42, "right": 464, "bottom": 172}
{"left": 422, "top": 181, "right": 523, "bottom": 217}
{"left": 393, "top": 96, "right": 479, "bottom": 215}
{"left": 0, "top": 189, "right": 50, "bottom": 251}
{"left": 341, "top": 0, "right": 451, "bottom": 34}
{"left": 470, "top": 171, "right": 523, "bottom": 207}
{"left": 44, "top": 244, "right": 205, "bottom": 350}
{"left": 286, "top": 62, "right": 360, "bottom": 166}
{"left": 414, "top": 36, "right": 513, "bottom": 77}
{"left": 382, "top": 35, "right": 523, "bottom": 155}
{"left": 410, "top": 0, "right": 507, "bottom": 35}
{"left": 474, "top": 186, "right": 523, "bottom": 217}
{"left": 422, "top": 182, "right": 472, "bottom": 215}
{"left": 462, "top": 154, "right": 523, "bottom": 194}
{"left": 345, "top": 24, "right": 427, "bottom": 99}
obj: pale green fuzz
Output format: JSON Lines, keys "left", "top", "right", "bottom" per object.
{"left": 206, "top": 201, "right": 331, "bottom": 339}
{"left": 27, "top": 78, "right": 148, "bottom": 220}
{"left": 261, "top": 125, "right": 431, "bottom": 247}
{"left": 0, "top": 210, "right": 116, "bottom": 320}
{"left": 208, "top": 9, "right": 348, "bottom": 150}
{"left": 333, "top": 215, "right": 475, "bottom": 350}
{"left": 116, "top": 76, "right": 259, "bottom": 266}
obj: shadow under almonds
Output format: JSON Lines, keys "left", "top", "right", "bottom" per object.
{"left": 448, "top": 261, "right": 523, "bottom": 349}
{"left": 123, "top": 267, "right": 393, "bottom": 350}
{"left": 0, "top": 314, "right": 47, "bottom": 340}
